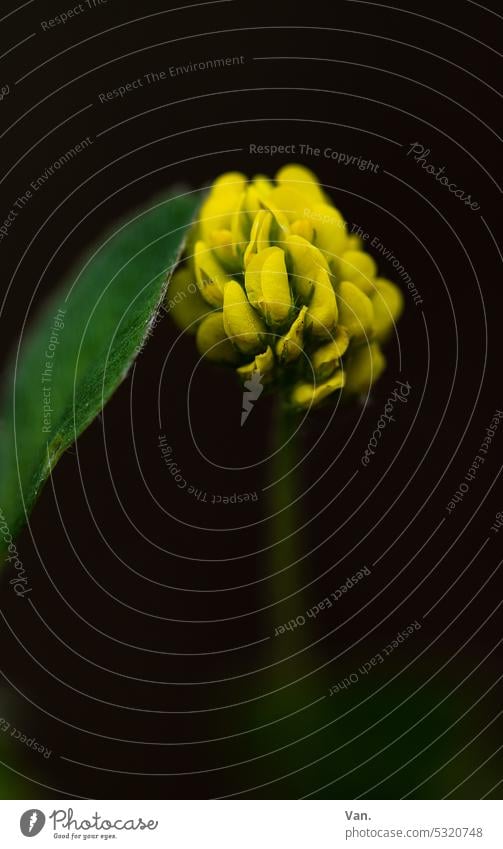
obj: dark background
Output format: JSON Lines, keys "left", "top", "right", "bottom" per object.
{"left": 0, "top": 0, "right": 502, "bottom": 799}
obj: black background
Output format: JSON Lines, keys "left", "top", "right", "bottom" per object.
{"left": 0, "top": 0, "right": 502, "bottom": 799}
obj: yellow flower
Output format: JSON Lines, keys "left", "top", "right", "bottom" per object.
{"left": 290, "top": 218, "right": 314, "bottom": 241}
{"left": 196, "top": 312, "right": 239, "bottom": 364}
{"left": 311, "top": 327, "right": 350, "bottom": 380}
{"left": 193, "top": 240, "right": 228, "bottom": 307}
{"left": 276, "top": 306, "right": 307, "bottom": 363}
{"left": 245, "top": 246, "right": 292, "bottom": 327}
{"left": 222, "top": 279, "right": 266, "bottom": 354}
{"left": 244, "top": 210, "right": 272, "bottom": 266}
{"left": 237, "top": 345, "right": 275, "bottom": 383}
{"left": 275, "top": 164, "right": 326, "bottom": 203}
{"left": 169, "top": 267, "right": 209, "bottom": 333}
{"left": 337, "top": 250, "right": 377, "bottom": 295}
{"left": 344, "top": 342, "right": 386, "bottom": 395}
{"left": 171, "top": 164, "right": 405, "bottom": 409}
{"left": 285, "top": 234, "right": 329, "bottom": 300}
{"left": 308, "top": 202, "right": 347, "bottom": 260}
{"left": 305, "top": 267, "right": 338, "bottom": 339}
{"left": 292, "top": 370, "right": 345, "bottom": 409}
{"left": 337, "top": 280, "right": 374, "bottom": 339}
{"left": 371, "top": 277, "right": 404, "bottom": 341}
{"left": 198, "top": 172, "right": 247, "bottom": 246}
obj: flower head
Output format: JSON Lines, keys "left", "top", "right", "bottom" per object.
{"left": 169, "top": 165, "right": 404, "bottom": 409}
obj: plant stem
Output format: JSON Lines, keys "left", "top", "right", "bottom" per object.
{"left": 266, "top": 399, "right": 305, "bottom": 649}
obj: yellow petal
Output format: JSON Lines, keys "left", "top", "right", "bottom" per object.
{"left": 337, "top": 280, "right": 374, "bottom": 339}
{"left": 311, "top": 326, "right": 350, "bottom": 379}
{"left": 245, "top": 247, "right": 292, "bottom": 326}
{"left": 285, "top": 234, "right": 329, "bottom": 300}
{"left": 208, "top": 228, "right": 240, "bottom": 271}
{"left": 276, "top": 305, "right": 307, "bottom": 363}
{"left": 344, "top": 342, "right": 385, "bottom": 394}
{"left": 371, "top": 277, "right": 404, "bottom": 341}
{"left": 211, "top": 171, "right": 247, "bottom": 193}
{"left": 338, "top": 250, "right": 377, "bottom": 295}
{"left": 237, "top": 345, "right": 275, "bottom": 383}
{"left": 244, "top": 249, "right": 268, "bottom": 307}
{"left": 291, "top": 370, "right": 345, "bottom": 409}
{"left": 199, "top": 173, "right": 247, "bottom": 244}
{"left": 244, "top": 210, "right": 272, "bottom": 267}
{"left": 254, "top": 182, "right": 291, "bottom": 234}
{"left": 230, "top": 191, "right": 250, "bottom": 258}
{"left": 223, "top": 280, "right": 267, "bottom": 354}
{"left": 308, "top": 202, "right": 347, "bottom": 261}
{"left": 305, "top": 267, "right": 338, "bottom": 339}
{"left": 290, "top": 218, "right": 314, "bottom": 242}
{"left": 345, "top": 233, "right": 364, "bottom": 251}
{"left": 198, "top": 195, "right": 232, "bottom": 245}
{"left": 244, "top": 184, "right": 262, "bottom": 222}
{"left": 167, "top": 267, "right": 210, "bottom": 333}
{"left": 266, "top": 185, "right": 311, "bottom": 224}
{"left": 252, "top": 175, "right": 274, "bottom": 196}
{"left": 259, "top": 247, "right": 292, "bottom": 326}
{"left": 196, "top": 312, "right": 240, "bottom": 364}
{"left": 275, "top": 164, "right": 326, "bottom": 204}
{"left": 193, "top": 240, "right": 228, "bottom": 306}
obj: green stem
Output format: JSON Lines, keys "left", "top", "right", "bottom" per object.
{"left": 257, "top": 399, "right": 324, "bottom": 755}
{"left": 266, "top": 399, "right": 306, "bottom": 652}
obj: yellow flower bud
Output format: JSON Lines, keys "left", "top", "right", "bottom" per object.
{"left": 254, "top": 180, "right": 291, "bottom": 234}
{"left": 168, "top": 267, "right": 209, "bottom": 333}
{"left": 193, "top": 240, "right": 228, "bottom": 307}
{"left": 212, "top": 171, "right": 247, "bottom": 192}
{"left": 237, "top": 345, "right": 275, "bottom": 383}
{"left": 230, "top": 191, "right": 249, "bottom": 259}
{"left": 244, "top": 184, "right": 262, "bottom": 222}
{"left": 208, "top": 228, "right": 239, "bottom": 271}
{"left": 223, "top": 279, "right": 267, "bottom": 354}
{"left": 308, "top": 202, "right": 347, "bottom": 260}
{"left": 196, "top": 312, "right": 240, "bottom": 364}
{"left": 252, "top": 175, "right": 274, "bottom": 196}
{"left": 371, "top": 277, "right": 404, "bottom": 341}
{"left": 290, "top": 218, "right": 314, "bottom": 242}
{"left": 199, "top": 172, "right": 247, "bottom": 244}
{"left": 346, "top": 233, "right": 364, "bottom": 251}
{"left": 338, "top": 250, "right": 377, "bottom": 295}
{"left": 285, "top": 234, "right": 329, "bottom": 300}
{"left": 275, "top": 164, "right": 326, "bottom": 204}
{"left": 337, "top": 280, "right": 374, "bottom": 339}
{"left": 305, "top": 267, "right": 338, "bottom": 339}
{"left": 172, "top": 164, "right": 404, "bottom": 411}
{"left": 311, "top": 326, "right": 350, "bottom": 380}
{"left": 244, "top": 210, "right": 272, "bottom": 267}
{"left": 245, "top": 247, "right": 292, "bottom": 327}
{"left": 267, "top": 185, "right": 311, "bottom": 223}
{"left": 291, "top": 370, "right": 345, "bottom": 409}
{"left": 276, "top": 305, "right": 307, "bottom": 363}
{"left": 344, "top": 342, "right": 385, "bottom": 395}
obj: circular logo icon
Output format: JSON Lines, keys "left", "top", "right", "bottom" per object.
{"left": 20, "top": 810, "right": 46, "bottom": 837}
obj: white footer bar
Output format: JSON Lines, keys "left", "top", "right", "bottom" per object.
{"left": 0, "top": 799, "right": 501, "bottom": 847}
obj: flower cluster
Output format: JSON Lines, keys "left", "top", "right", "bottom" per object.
{"left": 169, "top": 165, "right": 403, "bottom": 409}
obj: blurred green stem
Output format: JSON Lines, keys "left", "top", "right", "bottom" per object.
{"left": 266, "top": 399, "right": 304, "bottom": 646}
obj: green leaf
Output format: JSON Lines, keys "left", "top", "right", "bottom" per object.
{"left": 0, "top": 189, "right": 200, "bottom": 558}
